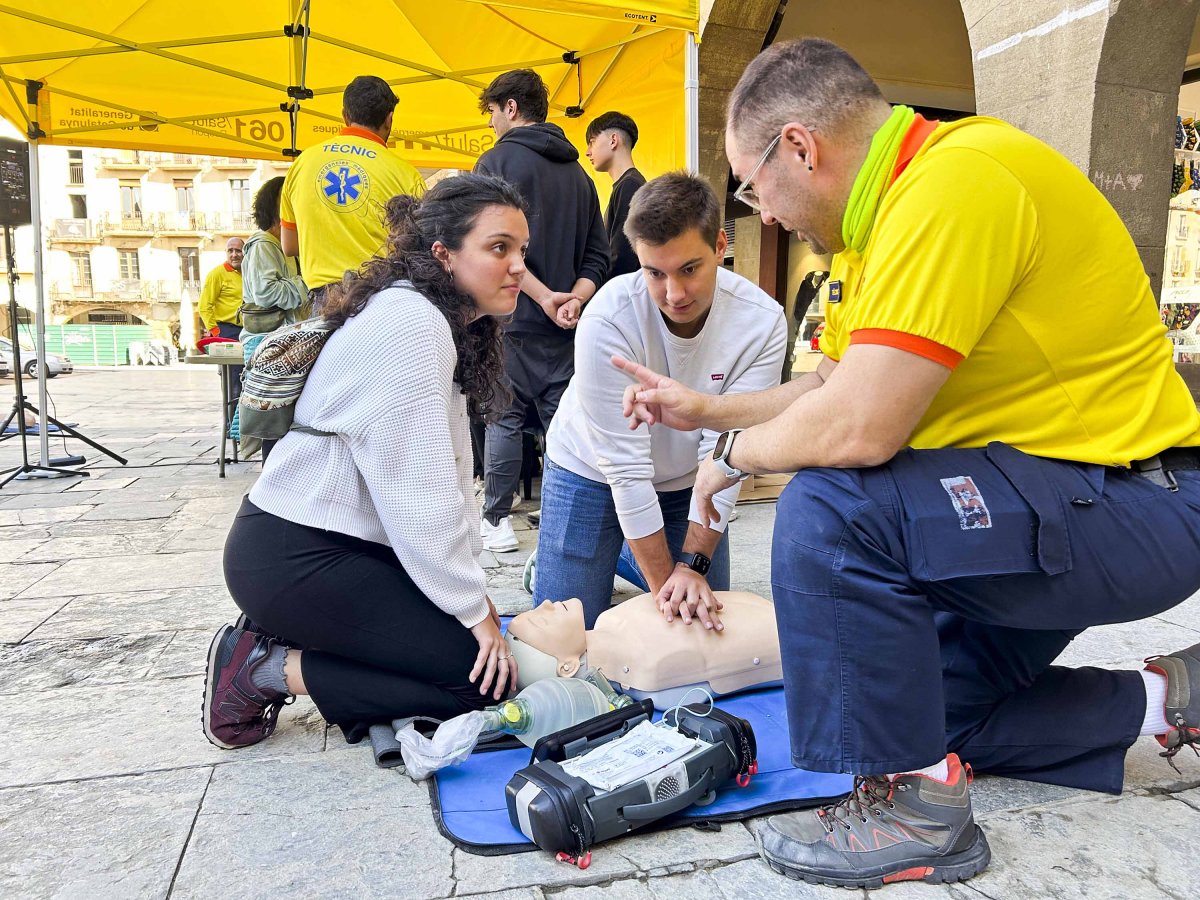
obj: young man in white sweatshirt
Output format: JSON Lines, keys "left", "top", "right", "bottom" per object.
{"left": 536, "top": 172, "right": 787, "bottom": 627}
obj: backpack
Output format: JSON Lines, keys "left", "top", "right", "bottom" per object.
{"left": 239, "top": 317, "right": 337, "bottom": 440}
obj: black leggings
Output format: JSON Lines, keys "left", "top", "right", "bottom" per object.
{"left": 223, "top": 498, "right": 490, "bottom": 742}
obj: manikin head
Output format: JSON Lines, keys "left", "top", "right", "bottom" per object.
{"left": 506, "top": 598, "right": 587, "bottom": 689}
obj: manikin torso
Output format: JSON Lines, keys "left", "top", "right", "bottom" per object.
{"left": 506, "top": 592, "right": 783, "bottom": 710}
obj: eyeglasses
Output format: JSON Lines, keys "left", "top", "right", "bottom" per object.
{"left": 732, "top": 134, "right": 782, "bottom": 213}
{"left": 732, "top": 128, "right": 815, "bottom": 213}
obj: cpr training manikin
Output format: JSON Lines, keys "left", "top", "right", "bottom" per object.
{"left": 506, "top": 591, "right": 783, "bottom": 710}
{"left": 393, "top": 591, "right": 781, "bottom": 780}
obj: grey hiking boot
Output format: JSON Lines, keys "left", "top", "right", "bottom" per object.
{"left": 1144, "top": 641, "right": 1200, "bottom": 771}
{"left": 756, "top": 754, "right": 990, "bottom": 889}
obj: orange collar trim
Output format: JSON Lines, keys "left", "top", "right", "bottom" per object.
{"left": 889, "top": 115, "right": 940, "bottom": 187}
{"left": 223, "top": 262, "right": 235, "bottom": 272}
{"left": 340, "top": 126, "right": 386, "bottom": 147}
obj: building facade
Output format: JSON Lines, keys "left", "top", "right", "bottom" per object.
{"left": 0, "top": 143, "right": 292, "bottom": 347}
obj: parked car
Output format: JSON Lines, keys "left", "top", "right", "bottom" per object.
{"left": 0, "top": 336, "right": 73, "bottom": 378}
{"left": 0, "top": 355, "right": 9, "bottom": 378}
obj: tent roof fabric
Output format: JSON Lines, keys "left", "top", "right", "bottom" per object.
{"left": 0, "top": 0, "right": 695, "bottom": 176}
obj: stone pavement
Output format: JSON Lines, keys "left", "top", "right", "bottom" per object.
{"left": 0, "top": 367, "right": 1197, "bottom": 899}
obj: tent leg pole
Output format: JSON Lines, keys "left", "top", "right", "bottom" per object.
{"left": 685, "top": 31, "right": 699, "bottom": 173}
{"left": 27, "top": 137, "right": 53, "bottom": 471}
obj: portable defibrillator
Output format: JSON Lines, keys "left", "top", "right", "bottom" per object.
{"left": 504, "top": 700, "right": 757, "bottom": 866}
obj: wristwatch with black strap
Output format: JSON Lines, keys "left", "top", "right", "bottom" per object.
{"left": 712, "top": 428, "right": 749, "bottom": 482}
{"left": 682, "top": 551, "right": 711, "bottom": 576}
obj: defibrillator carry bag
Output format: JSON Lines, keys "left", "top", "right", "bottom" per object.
{"left": 504, "top": 702, "right": 756, "bottom": 864}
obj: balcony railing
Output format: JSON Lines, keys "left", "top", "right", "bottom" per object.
{"left": 50, "top": 284, "right": 94, "bottom": 301}
{"left": 100, "top": 212, "right": 153, "bottom": 234}
{"left": 68, "top": 163, "right": 85, "bottom": 186}
{"left": 90, "top": 279, "right": 169, "bottom": 302}
{"left": 156, "top": 211, "right": 207, "bottom": 232}
{"left": 212, "top": 211, "right": 255, "bottom": 232}
{"left": 98, "top": 151, "right": 151, "bottom": 170}
{"left": 50, "top": 219, "right": 96, "bottom": 241}
{"left": 152, "top": 153, "right": 204, "bottom": 170}
{"left": 211, "top": 156, "right": 256, "bottom": 169}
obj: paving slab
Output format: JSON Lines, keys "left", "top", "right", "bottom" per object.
{"left": 0, "top": 490, "right": 98, "bottom": 509}
{"left": 1054, "top": 616, "right": 1200, "bottom": 668}
{"left": 453, "top": 843, "right": 641, "bottom": 895}
{"left": 1155, "top": 590, "right": 1200, "bottom": 634}
{"left": 0, "top": 538, "right": 47, "bottom": 563}
{"left": 1120, "top": 736, "right": 1200, "bottom": 795}
{"left": 146, "top": 629, "right": 217, "bottom": 679}
{"left": 0, "top": 633, "right": 174, "bottom": 693}
{"left": 0, "top": 596, "right": 68, "bottom": 643}
{"left": 0, "top": 768, "right": 210, "bottom": 898}
{"left": 27, "top": 586, "right": 235, "bottom": 640}
{"left": 0, "top": 525, "right": 50, "bottom": 542}
{"left": 0, "top": 676, "right": 325, "bottom": 787}
{"left": 161, "top": 526, "right": 231, "bottom": 552}
{"left": 66, "top": 476, "right": 138, "bottom": 492}
{"left": 960, "top": 791, "right": 1199, "bottom": 899}
{"left": 76, "top": 499, "right": 183, "bottom": 521}
{"left": 47, "top": 517, "right": 178, "bottom": 538}
{"left": 17, "top": 549, "right": 224, "bottom": 598}
{"left": 10, "top": 505, "right": 92, "bottom": 526}
{"left": 18, "top": 532, "right": 173, "bottom": 562}
{"left": 0, "top": 562, "right": 60, "bottom": 599}
{"left": 171, "top": 755, "right": 451, "bottom": 900}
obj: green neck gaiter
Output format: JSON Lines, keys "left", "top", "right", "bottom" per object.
{"left": 841, "top": 105, "right": 915, "bottom": 255}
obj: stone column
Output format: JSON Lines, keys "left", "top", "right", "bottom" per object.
{"left": 697, "top": 0, "right": 780, "bottom": 213}
{"left": 962, "top": 0, "right": 1200, "bottom": 297}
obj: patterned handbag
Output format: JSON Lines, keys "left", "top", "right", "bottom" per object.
{"left": 238, "top": 317, "right": 337, "bottom": 440}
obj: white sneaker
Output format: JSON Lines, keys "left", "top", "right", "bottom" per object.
{"left": 481, "top": 515, "right": 519, "bottom": 553}
{"left": 510, "top": 493, "right": 523, "bottom": 512}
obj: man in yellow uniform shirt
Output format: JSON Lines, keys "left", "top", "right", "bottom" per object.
{"left": 198, "top": 236, "right": 245, "bottom": 406}
{"left": 280, "top": 75, "right": 426, "bottom": 310}
{"left": 198, "top": 237, "right": 244, "bottom": 337}
{"left": 615, "top": 39, "right": 1200, "bottom": 889}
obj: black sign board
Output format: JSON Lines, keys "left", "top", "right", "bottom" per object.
{"left": 0, "top": 138, "right": 31, "bottom": 228}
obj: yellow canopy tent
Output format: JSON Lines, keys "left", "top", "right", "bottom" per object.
{"left": 0, "top": 0, "right": 698, "bottom": 466}
{"left": 0, "top": 0, "right": 698, "bottom": 176}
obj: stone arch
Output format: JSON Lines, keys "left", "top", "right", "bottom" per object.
{"left": 962, "top": 0, "right": 1200, "bottom": 294}
{"left": 63, "top": 306, "right": 149, "bottom": 326}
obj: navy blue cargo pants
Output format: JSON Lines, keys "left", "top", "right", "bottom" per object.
{"left": 772, "top": 442, "right": 1200, "bottom": 794}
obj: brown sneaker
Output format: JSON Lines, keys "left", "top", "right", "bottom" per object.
{"left": 202, "top": 624, "right": 290, "bottom": 750}
{"left": 756, "top": 754, "right": 990, "bottom": 889}
{"left": 1145, "top": 642, "right": 1200, "bottom": 771}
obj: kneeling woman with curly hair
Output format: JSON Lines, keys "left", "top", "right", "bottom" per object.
{"left": 204, "top": 174, "right": 528, "bottom": 749}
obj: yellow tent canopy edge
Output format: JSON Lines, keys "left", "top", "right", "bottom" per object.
{"left": 456, "top": 0, "right": 698, "bottom": 32}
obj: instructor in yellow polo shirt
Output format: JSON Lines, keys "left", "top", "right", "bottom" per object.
{"left": 615, "top": 39, "right": 1200, "bottom": 889}
{"left": 198, "top": 236, "right": 245, "bottom": 404}
{"left": 281, "top": 75, "right": 426, "bottom": 310}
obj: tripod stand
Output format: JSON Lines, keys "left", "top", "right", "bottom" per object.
{"left": 0, "top": 224, "right": 126, "bottom": 488}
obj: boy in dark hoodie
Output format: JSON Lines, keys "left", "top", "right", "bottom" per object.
{"left": 474, "top": 69, "right": 610, "bottom": 553}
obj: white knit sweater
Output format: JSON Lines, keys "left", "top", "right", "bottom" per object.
{"left": 249, "top": 283, "right": 490, "bottom": 628}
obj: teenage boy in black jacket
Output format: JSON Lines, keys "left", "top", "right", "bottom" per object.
{"left": 474, "top": 69, "right": 610, "bottom": 553}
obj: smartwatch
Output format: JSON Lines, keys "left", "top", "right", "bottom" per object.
{"left": 684, "top": 552, "right": 711, "bottom": 576}
{"left": 712, "top": 428, "right": 749, "bottom": 481}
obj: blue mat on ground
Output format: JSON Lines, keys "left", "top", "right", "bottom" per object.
{"left": 3, "top": 422, "right": 76, "bottom": 435}
{"left": 429, "top": 686, "right": 854, "bottom": 855}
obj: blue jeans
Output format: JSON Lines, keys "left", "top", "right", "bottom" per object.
{"left": 772, "top": 443, "right": 1200, "bottom": 793}
{"left": 535, "top": 459, "right": 731, "bottom": 627}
